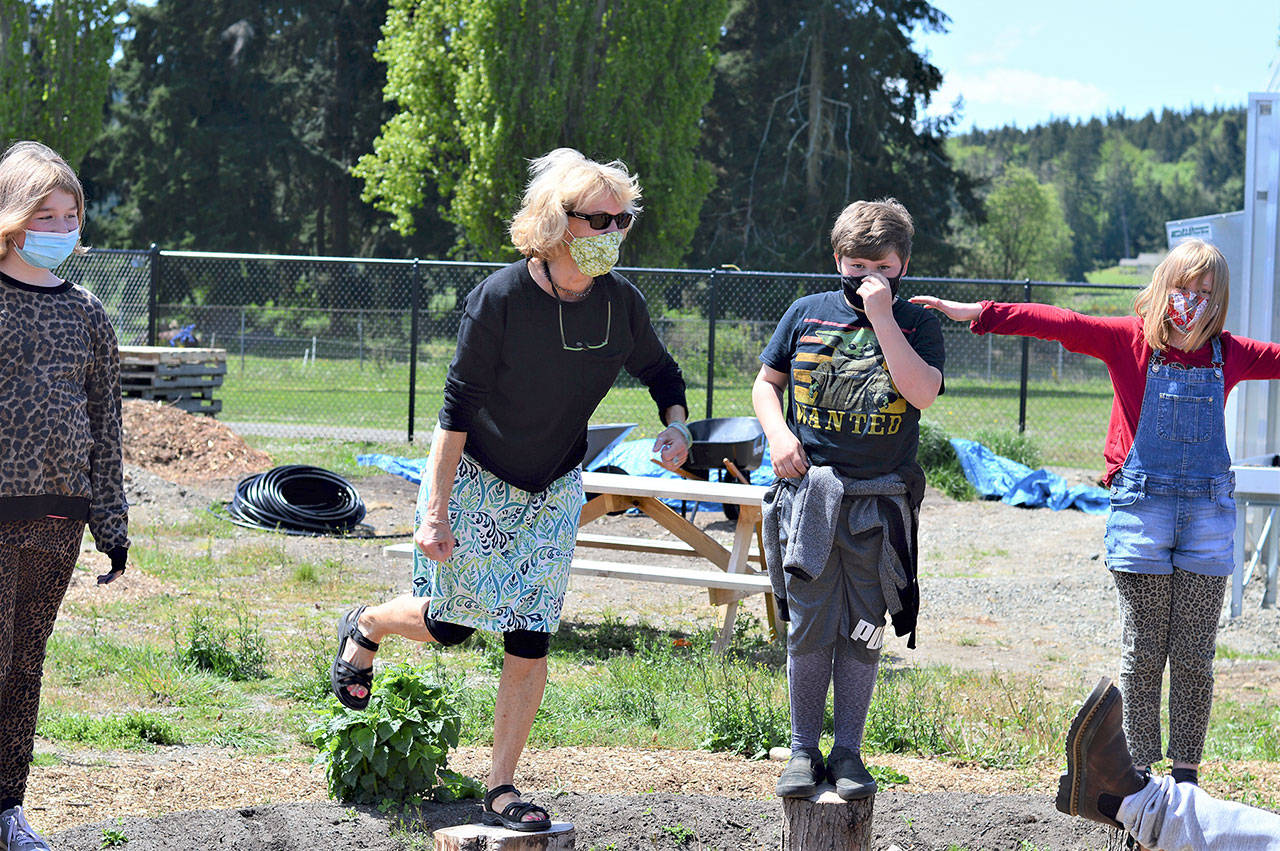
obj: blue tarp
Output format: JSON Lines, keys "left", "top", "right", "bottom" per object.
{"left": 357, "top": 440, "right": 778, "bottom": 514}
{"left": 949, "top": 438, "right": 1108, "bottom": 514}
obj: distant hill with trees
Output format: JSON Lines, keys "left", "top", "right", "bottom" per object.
{"left": 948, "top": 107, "right": 1246, "bottom": 280}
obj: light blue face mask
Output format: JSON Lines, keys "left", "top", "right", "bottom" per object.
{"left": 14, "top": 228, "right": 79, "bottom": 269}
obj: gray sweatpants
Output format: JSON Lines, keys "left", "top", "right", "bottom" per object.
{"left": 1120, "top": 775, "right": 1280, "bottom": 850}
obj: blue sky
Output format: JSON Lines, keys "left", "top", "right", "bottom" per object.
{"left": 916, "top": 1, "right": 1280, "bottom": 132}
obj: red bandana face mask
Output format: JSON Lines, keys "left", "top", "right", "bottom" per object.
{"left": 1167, "top": 291, "right": 1209, "bottom": 332}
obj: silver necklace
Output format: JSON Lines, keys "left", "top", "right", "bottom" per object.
{"left": 543, "top": 259, "right": 593, "bottom": 302}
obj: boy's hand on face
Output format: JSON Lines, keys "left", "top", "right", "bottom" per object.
{"left": 769, "top": 429, "right": 810, "bottom": 479}
{"left": 908, "top": 295, "right": 982, "bottom": 322}
{"left": 858, "top": 275, "right": 895, "bottom": 321}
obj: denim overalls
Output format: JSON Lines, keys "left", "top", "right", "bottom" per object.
{"left": 1103, "top": 337, "right": 1235, "bottom": 768}
{"left": 1105, "top": 337, "right": 1236, "bottom": 576}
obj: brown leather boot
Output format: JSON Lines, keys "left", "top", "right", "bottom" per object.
{"left": 1055, "top": 677, "right": 1148, "bottom": 829}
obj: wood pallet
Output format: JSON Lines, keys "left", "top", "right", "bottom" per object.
{"left": 118, "top": 346, "right": 227, "bottom": 417}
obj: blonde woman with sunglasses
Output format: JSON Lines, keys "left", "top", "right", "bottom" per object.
{"left": 332, "top": 148, "right": 690, "bottom": 832}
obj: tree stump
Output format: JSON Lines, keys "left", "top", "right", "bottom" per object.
{"left": 432, "top": 821, "right": 574, "bottom": 851}
{"left": 781, "top": 784, "right": 875, "bottom": 850}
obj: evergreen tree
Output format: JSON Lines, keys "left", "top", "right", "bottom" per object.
{"left": 953, "top": 107, "right": 1245, "bottom": 274}
{"left": 81, "top": 0, "right": 445, "bottom": 265}
{"left": 690, "top": 0, "right": 976, "bottom": 272}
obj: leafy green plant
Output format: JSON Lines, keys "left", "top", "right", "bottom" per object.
{"left": 176, "top": 607, "right": 269, "bottom": 681}
{"left": 918, "top": 420, "right": 975, "bottom": 500}
{"left": 868, "top": 763, "right": 910, "bottom": 788}
{"left": 700, "top": 660, "right": 789, "bottom": 758}
{"left": 918, "top": 421, "right": 1046, "bottom": 500}
{"left": 974, "top": 426, "right": 1042, "bottom": 468}
{"left": 100, "top": 822, "right": 129, "bottom": 847}
{"left": 662, "top": 822, "right": 695, "bottom": 844}
{"left": 309, "top": 663, "right": 482, "bottom": 804}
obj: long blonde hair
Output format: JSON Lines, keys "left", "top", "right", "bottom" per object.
{"left": 0, "top": 141, "right": 87, "bottom": 261}
{"left": 1133, "top": 239, "right": 1229, "bottom": 352}
{"left": 508, "top": 148, "right": 641, "bottom": 259}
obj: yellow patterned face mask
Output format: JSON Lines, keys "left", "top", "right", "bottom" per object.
{"left": 567, "top": 230, "right": 624, "bottom": 277}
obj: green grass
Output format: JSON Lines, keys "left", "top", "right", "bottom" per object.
{"left": 37, "top": 711, "right": 183, "bottom": 748}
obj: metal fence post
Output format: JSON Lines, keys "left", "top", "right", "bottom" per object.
{"left": 147, "top": 243, "right": 159, "bottom": 346}
{"left": 705, "top": 268, "right": 719, "bottom": 419}
{"left": 408, "top": 259, "right": 421, "bottom": 443}
{"left": 1019, "top": 278, "right": 1031, "bottom": 433}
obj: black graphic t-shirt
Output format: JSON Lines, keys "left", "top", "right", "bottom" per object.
{"left": 760, "top": 290, "right": 945, "bottom": 479}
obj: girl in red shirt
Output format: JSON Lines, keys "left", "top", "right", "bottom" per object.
{"left": 913, "top": 239, "right": 1280, "bottom": 787}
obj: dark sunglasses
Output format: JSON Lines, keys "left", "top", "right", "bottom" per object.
{"left": 567, "top": 210, "right": 634, "bottom": 230}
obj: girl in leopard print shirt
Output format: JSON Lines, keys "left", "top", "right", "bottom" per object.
{"left": 0, "top": 141, "right": 129, "bottom": 851}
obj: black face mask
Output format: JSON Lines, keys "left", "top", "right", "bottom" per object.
{"left": 840, "top": 273, "right": 902, "bottom": 312}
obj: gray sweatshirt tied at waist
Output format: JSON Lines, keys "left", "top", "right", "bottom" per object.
{"left": 762, "top": 465, "right": 921, "bottom": 647}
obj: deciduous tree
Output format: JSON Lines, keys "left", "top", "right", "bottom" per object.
{"left": 354, "top": 0, "right": 727, "bottom": 266}
{"left": 0, "top": 0, "right": 120, "bottom": 165}
{"left": 967, "top": 164, "right": 1072, "bottom": 281}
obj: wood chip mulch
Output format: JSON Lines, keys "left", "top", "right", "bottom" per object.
{"left": 121, "top": 400, "right": 272, "bottom": 483}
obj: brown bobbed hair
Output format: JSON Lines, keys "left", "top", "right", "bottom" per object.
{"left": 0, "top": 141, "right": 87, "bottom": 261}
{"left": 830, "top": 198, "right": 914, "bottom": 264}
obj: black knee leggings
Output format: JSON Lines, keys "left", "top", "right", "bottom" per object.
{"left": 424, "top": 615, "right": 551, "bottom": 659}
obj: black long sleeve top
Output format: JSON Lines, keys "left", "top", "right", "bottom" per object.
{"left": 437, "top": 260, "right": 687, "bottom": 493}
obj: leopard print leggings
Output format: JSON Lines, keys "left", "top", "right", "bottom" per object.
{"left": 0, "top": 517, "right": 84, "bottom": 809}
{"left": 1113, "top": 567, "right": 1227, "bottom": 768}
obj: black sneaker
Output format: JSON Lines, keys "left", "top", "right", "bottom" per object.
{"left": 826, "top": 745, "right": 877, "bottom": 800}
{"left": 776, "top": 747, "right": 825, "bottom": 798}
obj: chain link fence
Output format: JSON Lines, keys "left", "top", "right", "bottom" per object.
{"left": 62, "top": 249, "right": 1141, "bottom": 470}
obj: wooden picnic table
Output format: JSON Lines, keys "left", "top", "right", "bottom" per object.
{"left": 383, "top": 471, "right": 778, "bottom": 652}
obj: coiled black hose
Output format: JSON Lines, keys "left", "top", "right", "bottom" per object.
{"left": 227, "top": 464, "right": 366, "bottom": 534}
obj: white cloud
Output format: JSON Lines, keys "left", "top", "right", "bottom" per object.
{"left": 936, "top": 68, "right": 1109, "bottom": 119}
{"left": 961, "top": 24, "right": 1045, "bottom": 66}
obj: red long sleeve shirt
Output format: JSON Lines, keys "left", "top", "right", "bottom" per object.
{"left": 970, "top": 301, "right": 1280, "bottom": 485}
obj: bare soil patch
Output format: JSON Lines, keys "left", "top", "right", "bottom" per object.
{"left": 35, "top": 407, "right": 1280, "bottom": 848}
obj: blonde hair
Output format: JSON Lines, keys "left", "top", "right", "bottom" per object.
{"left": 508, "top": 148, "right": 641, "bottom": 259}
{"left": 0, "top": 141, "right": 87, "bottom": 261}
{"left": 1134, "top": 239, "right": 1229, "bottom": 352}
{"left": 830, "top": 198, "right": 914, "bottom": 262}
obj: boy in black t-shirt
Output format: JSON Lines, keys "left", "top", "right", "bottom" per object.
{"left": 753, "top": 198, "right": 944, "bottom": 800}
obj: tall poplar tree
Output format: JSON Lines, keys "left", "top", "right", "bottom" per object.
{"left": 0, "top": 0, "right": 120, "bottom": 165}
{"left": 354, "top": 0, "right": 727, "bottom": 266}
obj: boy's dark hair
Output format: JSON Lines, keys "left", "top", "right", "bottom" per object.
{"left": 830, "top": 198, "right": 913, "bottom": 262}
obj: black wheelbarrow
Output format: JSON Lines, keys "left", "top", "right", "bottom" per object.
{"left": 677, "top": 416, "right": 766, "bottom": 521}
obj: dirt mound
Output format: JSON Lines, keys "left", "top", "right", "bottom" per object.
{"left": 121, "top": 399, "right": 272, "bottom": 483}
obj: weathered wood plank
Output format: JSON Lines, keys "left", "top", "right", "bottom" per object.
{"left": 580, "top": 471, "right": 764, "bottom": 506}
{"left": 432, "top": 821, "right": 574, "bottom": 850}
{"left": 568, "top": 558, "right": 770, "bottom": 592}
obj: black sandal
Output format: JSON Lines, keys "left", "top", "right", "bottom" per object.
{"left": 481, "top": 784, "right": 551, "bottom": 832}
{"left": 331, "top": 605, "right": 380, "bottom": 710}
